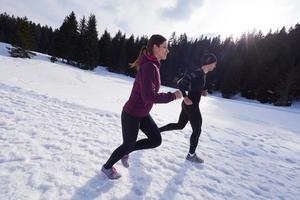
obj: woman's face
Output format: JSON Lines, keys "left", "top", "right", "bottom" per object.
{"left": 208, "top": 62, "right": 217, "bottom": 71}
{"left": 153, "top": 41, "right": 169, "bottom": 61}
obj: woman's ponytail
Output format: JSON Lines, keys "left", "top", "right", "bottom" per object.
{"left": 129, "top": 46, "right": 147, "bottom": 70}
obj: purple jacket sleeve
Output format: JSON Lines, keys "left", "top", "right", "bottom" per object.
{"left": 140, "top": 62, "right": 176, "bottom": 103}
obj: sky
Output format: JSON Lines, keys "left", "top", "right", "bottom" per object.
{"left": 0, "top": 42, "right": 300, "bottom": 199}
{"left": 1, "top": 0, "right": 300, "bottom": 39}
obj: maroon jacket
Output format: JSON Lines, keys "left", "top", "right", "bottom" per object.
{"left": 123, "top": 53, "right": 176, "bottom": 117}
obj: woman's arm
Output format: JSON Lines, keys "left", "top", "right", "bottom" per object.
{"left": 140, "top": 63, "right": 178, "bottom": 103}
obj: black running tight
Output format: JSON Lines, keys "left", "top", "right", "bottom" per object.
{"left": 104, "top": 111, "right": 161, "bottom": 169}
{"left": 159, "top": 101, "right": 202, "bottom": 154}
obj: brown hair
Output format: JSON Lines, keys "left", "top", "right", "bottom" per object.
{"left": 130, "top": 34, "right": 167, "bottom": 69}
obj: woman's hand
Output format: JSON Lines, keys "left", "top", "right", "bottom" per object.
{"left": 174, "top": 90, "right": 183, "bottom": 99}
{"left": 183, "top": 97, "right": 193, "bottom": 105}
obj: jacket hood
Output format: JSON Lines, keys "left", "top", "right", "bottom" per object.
{"left": 140, "top": 52, "right": 160, "bottom": 68}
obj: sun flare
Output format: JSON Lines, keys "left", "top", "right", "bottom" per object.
{"left": 215, "top": 0, "right": 285, "bottom": 38}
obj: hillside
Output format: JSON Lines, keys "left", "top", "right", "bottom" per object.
{"left": 0, "top": 42, "right": 299, "bottom": 200}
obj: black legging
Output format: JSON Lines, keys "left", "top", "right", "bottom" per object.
{"left": 104, "top": 111, "right": 162, "bottom": 169}
{"left": 159, "top": 101, "right": 202, "bottom": 154}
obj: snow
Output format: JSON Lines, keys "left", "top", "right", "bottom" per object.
{"left": 0, "top": 42, "right": 300, "bottom": 200}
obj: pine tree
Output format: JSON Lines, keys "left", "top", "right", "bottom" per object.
{"left": 76, "top": 16, "right": 88, "bottom": 68}
{"left": 85, "top": 14, "right": 99, "bottom": 70}
{"left": 118, "top": 34, "right": 127, "bottom": 73}
{"left": 161, "top": 32, "right": 177, "bottom": 85}
{"left": 288, "top": 24, "right": 300, "bottom": 101}
{"left": 240, "top": 32, "right": 264, "bottom": 99}
{"left": 40, "top": 26, "right": 53, "bottom": 54}
{"left": 0, "top": 13, "right": 17, "bottom": 44}
{"left": 54, "top": 11, "right": 78, "bottom": 63}
{"left": 110, "top": 30, "right": 125, "bottom": 72}
{"left": 12, "top": 17, "right": 36, "bottom": 50}
{"left": 255, "top": 31, "right": 281, "bottom": 104}
{"left": 98, "top": 30, "right": 112, "bottom": 67}
{"left": 125, "top": 34, "right": 135, "bottom": 75}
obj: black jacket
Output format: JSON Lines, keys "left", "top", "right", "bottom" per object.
{"left": 177, "top": 68, "right": 206, "bottom": 104}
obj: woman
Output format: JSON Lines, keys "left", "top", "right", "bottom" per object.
{"left": 102, "top": 34, "right": 182, "bottom": 179}
{"left": 159, "top": 53, "right": 217, "bottom": 163}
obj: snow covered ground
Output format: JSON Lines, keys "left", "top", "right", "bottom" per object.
{"left": 0, "top": 42, "right": 300, "bottom": 200}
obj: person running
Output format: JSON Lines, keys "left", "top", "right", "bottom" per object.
{"left": 159, "top": 53, "right": 217, "bottom": 163}
{"left": 102, "top": 34, "right": 183, "bottom": 179}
